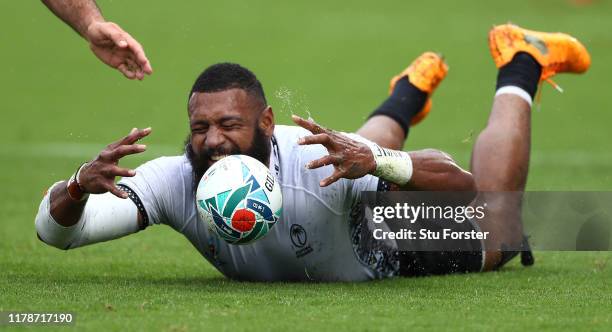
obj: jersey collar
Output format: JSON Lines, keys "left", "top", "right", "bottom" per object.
{"left": 270, "top": 135, "right": 281, "bottom": 181}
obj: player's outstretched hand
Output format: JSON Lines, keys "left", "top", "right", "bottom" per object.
{"left": 78, "top": 128, "right": 151, "bottom": 198}
{"left": 85, "top": 21, "right": 153, "bottom": 80}
{"left": 292, "top": 115, "right": 376, "bottom": 187}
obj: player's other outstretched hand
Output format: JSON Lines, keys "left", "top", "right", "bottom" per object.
{"left": 292, "top": 115, "right": 376, "bottom": 187}
{"left": 85, "top": 21, "right": 153, "bottom": 80}
{"left": 78, "top": 128, "right": 151, "bottom": 199}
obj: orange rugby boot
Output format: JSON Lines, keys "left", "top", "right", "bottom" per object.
{"left": 489, "top": 23, "right": 591, "bottom": 92}
{"left": 389, "top": 52, "right": 448, "bottom": 126}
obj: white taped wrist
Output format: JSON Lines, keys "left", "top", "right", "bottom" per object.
{"left": 342, "top": 132, "right": 414, "bottom": 185}
{"left": 369, "top": 144, "right": 413, "bottom": 185}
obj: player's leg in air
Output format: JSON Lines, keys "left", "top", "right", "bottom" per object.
{"left": 472, "top": 24, "right": 591, "bottom": 270}
{"left": 357, "top": 52, "right": 448, "bottom": 149}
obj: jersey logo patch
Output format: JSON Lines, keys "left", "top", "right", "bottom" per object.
{"left": 290, "top": 224, "right": 313, "bottom": 258}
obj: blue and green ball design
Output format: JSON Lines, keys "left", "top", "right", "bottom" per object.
{"left": 197, "top": 156, "right": 282, "bottom": 245}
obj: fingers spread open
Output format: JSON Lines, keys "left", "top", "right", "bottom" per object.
{"left": 306, "top": 155, "right": 336, "bottom": 169}
{"left": 291, "top": 115, "right": 326, "bottom": 134}
{"left": 126, "top": 127, "right": 152, "bottom": 144}
{"left": 298, "top": 133, "right": 330, "bottom": 146}
{"left": 118, "top": 127, "right": 152, "bottom": 146}
{"left": 106, "top": 127, "right": 151, "bottom": 152}
{"left": 107, "top": 184, "right": 128, "bottom": 199}
{"left": 109, "top": 144, "right": 147, "bottom": 160}
{"left": 320, "top": 170, "right": 343, "bottom": 187}
{"left": 108, "top": 165, "right": 136, "bottom": 178}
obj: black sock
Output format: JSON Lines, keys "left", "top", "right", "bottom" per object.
{"left": 496, "top": 52, "right": 542, "bottom": 99}
{"left": 369, "top": 77, "right": 428, "bottom": 137}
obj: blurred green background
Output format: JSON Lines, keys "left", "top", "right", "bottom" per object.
{"left": 1, "top": 0, "right": 611, "bottom": 330}
{"left": 1, "top": 0, "right": 611, "bottom": 188}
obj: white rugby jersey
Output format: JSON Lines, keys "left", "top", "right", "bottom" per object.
{"left": 119, "top": 125, "right": 394, "bottom": 281}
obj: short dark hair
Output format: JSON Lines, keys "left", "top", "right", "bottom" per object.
{"left": 189, "top": 63, "right": 267, "bottom": 107}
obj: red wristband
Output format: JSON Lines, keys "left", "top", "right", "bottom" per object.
{"left": 66, "top": 163, "right": 90, "bottom": 202}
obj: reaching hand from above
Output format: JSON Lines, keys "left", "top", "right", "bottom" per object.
{"left": 85, "top": 21, "right": 153, "bottom": 80}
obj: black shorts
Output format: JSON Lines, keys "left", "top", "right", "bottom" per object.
{"left": 350, "top": 206, "right": 484, "bottom": 278}
{"left": 350, "top": 181, "right": 485, "bottom": 278}
{"left": 350, "top": 210, "right": 484, "bottom": 278}
{"left": 395, "top": 217, "right": 484, "bottom": 277}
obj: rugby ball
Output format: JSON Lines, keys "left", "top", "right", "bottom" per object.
{"left": 196, "top": 155, "right": 282, "bottom": 244}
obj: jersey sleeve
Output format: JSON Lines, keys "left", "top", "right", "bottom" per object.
{"left": 35, "top": 186, "right": 141, "bottom": 250}
{"left": 118, "top": 156, "right": 185, "bottom": 226}
{"left": 349, "top": 174, "right": 381, "bottom": 205}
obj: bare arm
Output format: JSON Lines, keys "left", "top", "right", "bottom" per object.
{"left": 49, "top": 127, "right": 151, "bottom": 227}
{"left": 35, "top": 128, "right": 154, "bottom": 250}
{"left": 291, "top": 115, "right": 475, "bottom": 192}
{"left": 356, "top": 115, "right": 406, "bottom": 151}
{"left": 41, "top": 0, "right": 103, "bottom": 37}
{"left": 41, "top": 0, "right": 153, "bottom": 80}
{"left": 403, "top": 149, "right": 475, "bottom": 192}
{"left": 49, "top": 181, "right": 87, "bottom": 227}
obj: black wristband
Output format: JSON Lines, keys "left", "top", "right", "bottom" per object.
{"left": 117, "top": 184, "right": 149, "bottom": 230}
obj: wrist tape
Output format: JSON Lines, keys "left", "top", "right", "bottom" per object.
{"left": 342, "top": 132, "right": 413, "bottom": 185}
{"left": 368, "top": 144, "right": 413, "bottom": 185}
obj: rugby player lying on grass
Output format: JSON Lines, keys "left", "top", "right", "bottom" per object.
{"left": 35, "top": 24, "right": 590, "bottom": 281}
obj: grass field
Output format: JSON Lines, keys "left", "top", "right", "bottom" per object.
{"left": 1, "top": 0, "right": 611, "bottom": 330}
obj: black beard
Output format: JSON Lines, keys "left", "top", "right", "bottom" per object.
{"left": 185, "top": 126, "right": 271, "bottom": 192}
